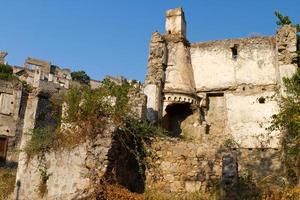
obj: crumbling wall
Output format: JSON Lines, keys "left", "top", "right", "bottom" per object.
{"left": 128, "top": 83, "right": 147, "bottom": 120}
{"left": 146, "top": 138, "right": 222, "bottom": 193}
{"left": 191, "top": 37, "right": 277, "bottom": 91}
{"left": 15, "top": 123, "right": 114, "bottom": 200}
{"left": 146, "top": 138, "right": 282, "bottom": 194}
{"left": 15, "top": 144, "right": 90, "bottom": 200}
{"left": 0, "top": 80, "right": 24, "bottom": 163}
{"left": 144, "top": 32, "right": 167, "bottom": 122}
{"left": 276, "top": 25, "right": 298, "bottom": 95}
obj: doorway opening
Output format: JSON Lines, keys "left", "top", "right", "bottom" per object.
{"left": 162, "top": 103, "right": 193, "bottom": 137}
{"left": 0, "top": 137, "right": 8, "bottom": 162}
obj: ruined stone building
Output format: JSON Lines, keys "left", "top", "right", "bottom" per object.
{"left": 144, "top": 7, "right": 298, "bottom": 149}
{"left": 0, "top": 54, "right": 73, "bottom": 163}
{"left": 0, "top": 7, "right": 298, "bottom": 199}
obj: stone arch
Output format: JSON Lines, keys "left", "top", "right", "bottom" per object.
{"left": 162, "top": 102, "right": 193, "bottom": 137}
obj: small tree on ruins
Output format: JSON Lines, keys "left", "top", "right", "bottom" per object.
{"left": 271, "top": 11, "right": 300, "bottom": 186}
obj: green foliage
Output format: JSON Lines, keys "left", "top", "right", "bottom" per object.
{"left": 270, "top": 68, "right": 300, "bottom": 185}
{"left": 116, "top": 119, "right": 169, "bottom": 178}
{"left": 21, "top": 80, "right": 33, "bottom": 93}
{"left": 0, "top": 64, "right": 15, "bottom": 80}
{"left": 273, "top": 11, "right": 300, "bottom": 185}
{"left": 223, "top": 138, "right": 239, "bottom": 149}
{"left": 122, "top": 118, "right": 168, "bottom": 139}
{"left": 63, "top": 78, "right": 131, "bottom": 124}
{"left": 275, "top": 11, "right": 300, "bottom": 32}
{"left": 0, "top": 64, "right": 13, "bottom": 74}
{"left": 38, "top": 165, "right": 50, "bottom": 197}
{"left": 71, "top": 70, "right": 90, "bottom": 84}
{"left": 24, "top": 126, "right": 56, "bottom": 157}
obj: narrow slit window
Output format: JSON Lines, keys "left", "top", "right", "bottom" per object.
{"left": 231, "top": 44, "right": 239, "bottom": 59}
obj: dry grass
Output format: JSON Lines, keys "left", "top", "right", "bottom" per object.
{"left": 0, "top": 167, "right": 16, "bottom": 200}
{"left": 142, "top": 190, "right": 213, "bottom": 200}
{"left": 90, "top": 182, "right": 142, "bottom": 200}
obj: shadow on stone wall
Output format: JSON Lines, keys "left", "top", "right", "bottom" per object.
{"left": 162, "top": 103, "right": 193, "bottom": 137}
{"left": 216, "top": 148, "right": 283, "bottom": 200}
{"left": 104, "top": 129, "right": 146, "bottom": 193}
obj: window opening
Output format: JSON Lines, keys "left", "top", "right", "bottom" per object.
{"left": 231, "top": 44, "right": 239, "bottom": 59}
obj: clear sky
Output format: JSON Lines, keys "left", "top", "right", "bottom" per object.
{"left": 0, "top": 0, "right": 299, "bottom": 82}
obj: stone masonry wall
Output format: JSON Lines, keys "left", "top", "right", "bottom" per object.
{"left": 146, "top": 138, "right": 223, "bottom": 193}
{"left": 15, "top": 127, "right": 114, "bottom": 200}
{"left": 145, "top": 138, "right": 282, "bottom": 194}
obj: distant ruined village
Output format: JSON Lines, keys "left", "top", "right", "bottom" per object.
{"left": 0, "top": 7, "right": 298, "bottom": 200}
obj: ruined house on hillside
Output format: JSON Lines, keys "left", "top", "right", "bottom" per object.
{"left": 0, "top": 7, "right": 298, "bottom": 199}
{"left": 143, "top": 7, "right": 298, "bottom": 193}
{"left": 144, "top": 7, "right": 297, "bottom": 149}
{"left": 0, "top": 55, "right": 72, "bottom": 164}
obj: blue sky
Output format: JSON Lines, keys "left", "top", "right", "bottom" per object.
{"left": 0, "top": 0, "right": 299, "bottom": 81}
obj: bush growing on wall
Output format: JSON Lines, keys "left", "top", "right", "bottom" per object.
{"left": 270, "top": 68, "right": 300, "bottom": 185}
{"left": 24, "top": 126, "right": 56, "bottom": 157}
{"left": 0, "top": 64, "right": 15, "bottom": 80}
{"left": 273, "top": 11, "right": 300, "bottom": 186}
{"left": 25, "top": 77, "right": 167, "bottom": 154}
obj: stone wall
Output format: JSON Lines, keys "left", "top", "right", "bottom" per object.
{"left": 144, "top": 32, "right": 166, "bottom": 122}
{"left": 191, "top": 37, "right": 277, "bottom": 91}
{"left": 145, "top": 138, "right": 282, "bottom": 194}
{"left": 146, "top": 138, "right": 222, "bottom": 193}
{"left": 0, "top": 80, "right": 24, "bottom": 163}
{"left": 276, "top": 25, "right": 298, "bottom": 95}
{"left": 15, "top": 127, "right": 114, "bottom": 200}
{"left": 143, "top": 8, "right": 294, "bottom": 150}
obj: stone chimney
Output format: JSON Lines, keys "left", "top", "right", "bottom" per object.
{"left": 165, "top": 7, "right": 186, "bottom": 38}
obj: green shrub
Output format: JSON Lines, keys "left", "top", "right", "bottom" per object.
{"left": 71, "top": 70, "right": 90, "bottom": 85}
{"left": 38, "top": 165, "right": 50, "bottom": 197}
{"left": 24, "top": 126, "right": 56, "bottom": 157}
{"left": 0, "top": 64, "right": 15, "bottom": 80}
{"left": 269, "top": 68, "right": 300, "bottom": 185}
{"left": 223, "top": 138, "right": 238, "bottom": 149}
{"left": 21, "top": 81, "right": 33, "bottom": 93}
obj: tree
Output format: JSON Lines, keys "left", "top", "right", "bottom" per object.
{"left": 272, "top": 11, "right": 300, "bottom": 185}
{"left": 0, "top": 64, "right": 15, "bottom": 80}
{"left": 71, "top": 70, "right": 90, "bottom": 85}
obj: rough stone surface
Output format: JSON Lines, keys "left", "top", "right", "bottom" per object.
{"left": 0, "top": 7, "right": 298, "bottom": 199}
{"left": 146, "top": 138, "right": 281, "bottom": 194}
{"left": 16, "top": 126, "right": 114, "bottom": 200}
{"left": 145, "top": 8, "right": 298, "bottom": 149}
{"left": 145, "top": 32, "right": 166, "bottom": 86}
{"left": 276, "top": 25, "right": 297, "bottom": 65}
{"left": 146, "top": 138, "right": 222, "bottom": 193}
